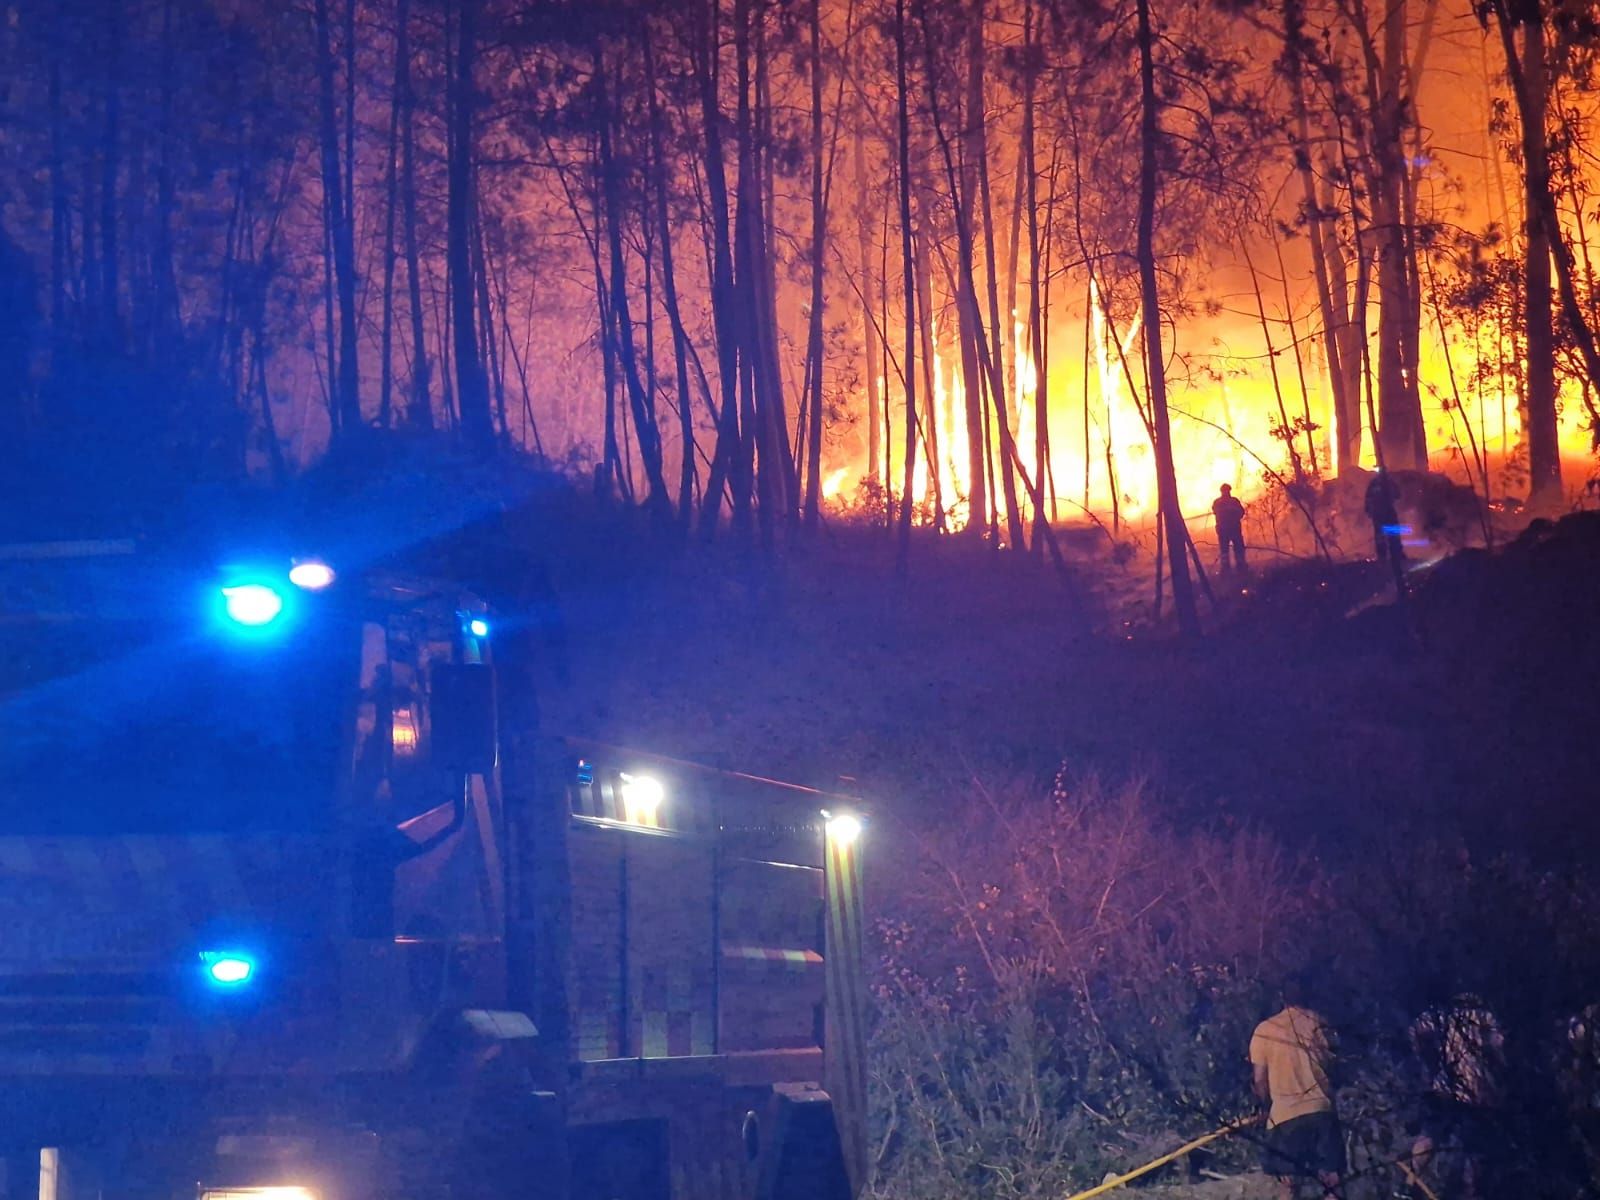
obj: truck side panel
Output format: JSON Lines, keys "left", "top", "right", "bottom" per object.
{"left": 568, "top": 828, "right": 718, "bottom": 1061}
{"left": 565, "top": 766, "right": 825, "bottom": 1067}
{"left": 716, "top": 858, "right": 823, "bottom": 1053}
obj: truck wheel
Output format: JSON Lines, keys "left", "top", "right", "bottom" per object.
{"left": 451, "top": 1089, "right": 567, "bottom": 1200}
{"left": 567, "top": 1121, "right": 668, "bottom": 1200}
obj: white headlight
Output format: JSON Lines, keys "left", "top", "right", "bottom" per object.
{"left": 620, "top": 774, "right": 664, "bottom": 827}
{"left": 824, "top": 811, "right": 863, "bottom": 848}
{"left": 288, "top": 561, "right": 336, "bottom": 590}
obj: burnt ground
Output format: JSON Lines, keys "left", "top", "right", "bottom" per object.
{"left": 498, "top": 501, "right": 1600, "bottom": 866}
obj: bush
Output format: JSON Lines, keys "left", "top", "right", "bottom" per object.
{"left": 868, "top": 772, "right": 1313, "bottom": 1198}
{"left": 867, "top": 770, "right": 1600, "bottom": 1200}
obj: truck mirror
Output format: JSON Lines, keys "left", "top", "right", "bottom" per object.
{"left": 431, "top": 663, "right": 497, "bottom": 773}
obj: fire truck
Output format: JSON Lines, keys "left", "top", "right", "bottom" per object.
{"left": 0, "top": 539, "right": 868, "bottom": 1200}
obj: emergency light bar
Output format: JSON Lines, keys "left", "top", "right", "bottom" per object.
{"left": 199, "top": 950, "right": 257, "bottom": 989}
{"left": 220, "top": 584, "right": 284, "bottom": 627}
{"left": 215, "top": 556, "right": 335, "bottom": 633}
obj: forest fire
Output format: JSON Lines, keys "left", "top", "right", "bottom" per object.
{"left": 6, "top": 6, "right": 1600, "bottom": 1197}
{"left": 836, "top": 259, "right": 1594, "bottom": 541}
{"left": 1, "top": 0, "right": 1597, "bottom": 561}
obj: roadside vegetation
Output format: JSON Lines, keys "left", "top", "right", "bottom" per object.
{"left": 867, "top": 772, "right": 1600, "bottom": 1199}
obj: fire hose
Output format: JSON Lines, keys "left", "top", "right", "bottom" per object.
{"left": 1057, "top": 1112, "right": 1455, "bottom": 1200}
{"left": 1060, "top": 1115, "right": 1264, "bottom": 1200}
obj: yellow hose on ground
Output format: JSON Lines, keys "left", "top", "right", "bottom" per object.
{"left": 1394, "top": 1156, "right": 1443, "bottom": 1200}
{"left": 1060, "top": 1115, "right": 1265, "bottom": 1200}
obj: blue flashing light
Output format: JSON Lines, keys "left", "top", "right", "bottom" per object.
{"left": 468, "top": 617, "right": 490, "bottom": 639}
{"left": 221, "top": 583, "right": 285, "bottom": 627}
{"left": 200, "top": 950, "right": 257, "bottom": 988}
{"left": 288, "top": 560, "right": 336, "bottom": 591}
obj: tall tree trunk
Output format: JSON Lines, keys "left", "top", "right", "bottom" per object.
{"left": 319, "top": 186, "right": 338, "bottom": 429}
{"left": 435, "top": 273, "right": 455, "bottom": 426}
{"left": 856, "top": 123, "right": 882, "bottom": 487}
{"left": 754, "top": 2, "right": 796, "bottom": 523}
{"left": 448, "top": 0, "right": 494, "bottom": 456}
{"left": 217, "top": 170, "right": 247, "bottom": 402}
{"left": 892, "top": 0, "right": 917, "bottom": 564}
{"left": 697, "top": 0, "right": 746, "bottom": 535}
{"left": 1136, "top": 0, "right": 1198, "bottom": 637}
{"left": 1322, "top": 171, "right": 1365, "bottom": 466}
{"left": 474, "top": 210, "right": 508, "bottom": 441}
{"left": 801, "top": 0, "right": 827, "bottom": 528}
{"left": 99, "top": 0, "right": 121, "bottom": 349}
{"left": 736, "top": 0, "right": 792, "bottom": 541}
{"left": 1505, "top": 10, "right": 1560, "bottom": 506}
{"left": 82, "top": 126, "right": 99, "bottom": 333}
{"left": 878, "top": 208, "right": 894, "bottom": 500}
{"left": 645, "top": 28, "right": 698, "bottom": 527}
{"left": 48, "top": 3, "right": 68, "bottom": 331}
{"left": 397, "top": 0, "right": 431, "bottom": 429}
{"left": 314, "top": 0, "right": 361, "bottom": 433}
{"left": 758, "top": 10, "right": 796, "bottom": 521}
{"left": 1284, "top": 0, "right": 1358, "bottom": 472}
{"left": 955, "top": 274, "right": 986, "bottom": 529}
{"left": 125, "top": 81, "right": 148, "bottom": 355}
{"left": 597, "top": 54, "right": 671, "bottom": 523}
{"left": 379, "top": 0, "right": 403, "bottom": 430}
{"left": 913, "top": 219, "right": 944, "bottom": 526}
{"left": 597, "top": 276, "right": 621, "bottom": 498}
{"left": 954, "top": 12, "right": 988, "bottom": 538}
{"left": 247, "top": 160, "right": 297, "bottom": 481}
{"left": 254, "top": 331, "right": 288, "bottom": 484}
{"left": 1362, "top": 0, "right": 1425, "bottom": 469}
{"left": 343, "top": 0, "right": 356, "bottom": 254}
{"left": 732, "top": 0, "right": 759, "bottom": 536}
{"left": 151, "top": 0, "right": 179, "bottom": 355}
{"left": 642, "top": 186, "right": 658, "bottom": 476}
{"left": 969, "top": 0, "right": 1023, "bottom": 547}
{"left": 1022, "top": 0, "right": 1050, "bottom": 551}
{"left": 581, "top": 215, "right": 624, "bottom": 499}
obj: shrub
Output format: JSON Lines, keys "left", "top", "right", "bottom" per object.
{"left": 867, "top": 770, "right": 1600, "bottom": 1200}
{"left": 868, "top": 772, "right": 1315, "bottom": 1198}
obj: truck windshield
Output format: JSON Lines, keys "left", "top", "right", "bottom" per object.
{"left": 0, "top": 559, "right": 353, "bottom": 834}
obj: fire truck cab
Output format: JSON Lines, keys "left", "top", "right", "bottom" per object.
{"left": 0, "top": 541, "right": 866, "bottom": 1200}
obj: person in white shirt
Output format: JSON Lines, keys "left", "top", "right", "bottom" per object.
{"left": 1249, "top": 975, "right": 1342, "bottom": 1199}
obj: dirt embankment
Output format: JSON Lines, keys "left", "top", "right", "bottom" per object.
{"left": 339, "top": 450, "right": 1598, "bottom": 861}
